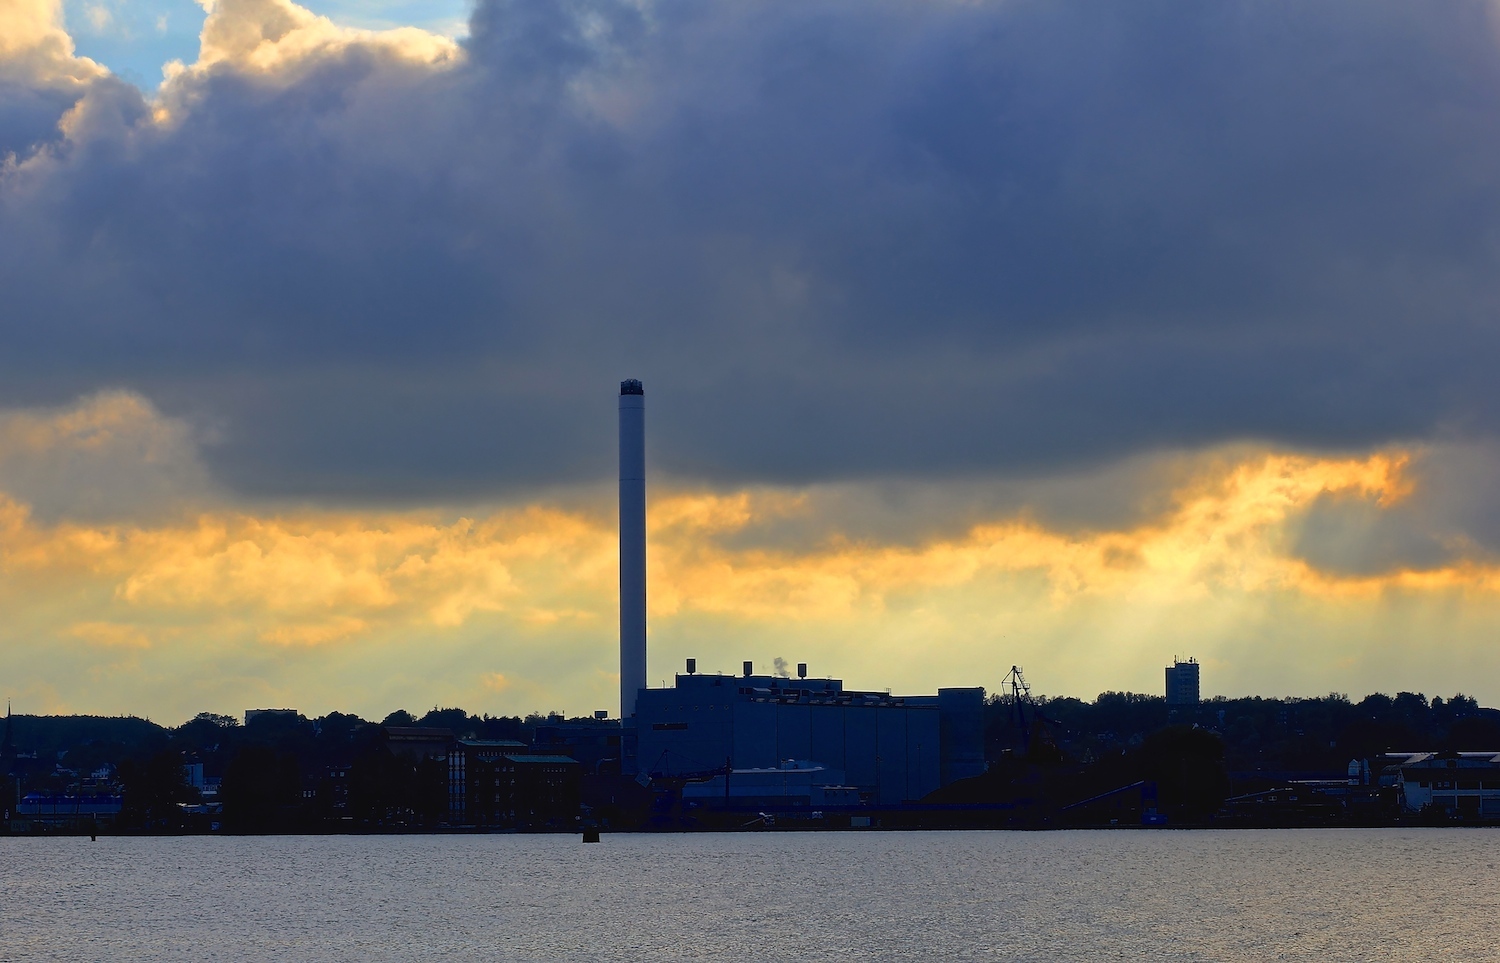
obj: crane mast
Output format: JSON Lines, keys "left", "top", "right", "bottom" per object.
{"left": 1003, "top": 665, "right": 1033, "bottom": 751}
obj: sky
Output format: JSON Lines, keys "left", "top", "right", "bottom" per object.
{"left": 5, "top": 0, "right": 1500, "bottom": 723}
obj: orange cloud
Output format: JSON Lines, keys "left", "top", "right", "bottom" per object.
{"left": 261, "top": 616, "right": 368, "bottom": 647}
{"left": 0, "top": 445, "right": 1477, "bottom": 647}
{"left": 646, "top": 450, "right": 1434, "bottom": 623}
{"left": 67, "top": 620, "right": 153, "bottom": 649}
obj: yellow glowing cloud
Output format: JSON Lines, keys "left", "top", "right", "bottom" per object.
{"left": 260, "top": 615, "right": 368, "bottom": 646}
{"left": 0, "top": 437, "right": 1474, "bottom": 658}
{"left": 67, "top": 620, "right": 154, "bottom": 649}
{"left": 184, "top": 0, "right": 459, "bottom": 78}
{"left": 645, "top": 450, "right": 1430, "bottom": 623}
{"left": 0, "top": 0, "right": 108, "bottom": 87}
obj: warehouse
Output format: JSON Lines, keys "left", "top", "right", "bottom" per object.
{"left": 628, "top": 661, "right": 985, "bottom": 806}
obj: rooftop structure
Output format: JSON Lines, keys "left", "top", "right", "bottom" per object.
{"left": 244, "top": 708, "right": 300, "bottom": 725}
{"left": 383, "top": 726, "right": 457, "bottom": 759}
{"left": 2, "top": 702, "right": 12, "bottom": 772}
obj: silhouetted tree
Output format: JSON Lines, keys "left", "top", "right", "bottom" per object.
{"left": 475, "top": 715, "right": 524, "bottom": 741}
{"left": 118, "top": 750, "right": 196, "bottom": 830}
{"left": 1433, "top": 695, "right": 1481, "bottom": 731}
{"left": 173, "top": 712, "right": 242, "bottom": 766}
{"left": 418, "top": 707, "right": 475, "bottom": 734}
{"left": 1138, "top": 726, "right": 1229, "bottom": 822}
{"left": 221, "top": 747, "right": 303, "bottom": 832}
{"left": 348, "top": 748, "right": 410, "bottom": 825}
{"left": 1447, "top": 713, "right": 1500, "bottom": 750}
{"left": 345, "top": 746, "right": 449, "bottom": 827}
{"left": 316, "top": 712, "right": 367, "bottom": 743}
{"left": 1337, "top": 710, "right": 1416, "bottom": 755}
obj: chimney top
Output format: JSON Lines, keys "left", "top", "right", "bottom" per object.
{"left": 620, "top": 379, "right": 644, "bottom": 396}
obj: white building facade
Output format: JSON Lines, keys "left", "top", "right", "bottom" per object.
{"left": 1392, "top": 751, "right": 1500, "bottom": 816}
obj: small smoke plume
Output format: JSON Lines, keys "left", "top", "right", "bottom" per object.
{"left": 773, "top": 657, "right": 791, "bottom": 679}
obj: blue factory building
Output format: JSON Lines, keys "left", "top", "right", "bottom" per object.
{"left": 628, "top": 662, "right": 986, "bottom": 806}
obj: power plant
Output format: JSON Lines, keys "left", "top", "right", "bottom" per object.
{"left": 6, "top": 379, "right": 1429, "bottom": 837}
{"left": 615, "top": 378, "right": 985, "bottom": 807}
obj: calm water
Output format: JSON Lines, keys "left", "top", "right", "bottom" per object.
{"left": 2, "top": 829, "right": 1496, "bottom": 962}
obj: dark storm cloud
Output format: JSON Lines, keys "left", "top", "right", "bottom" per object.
{"left": 4, "top": 0, "right": 1500, "bottom": 498}
{"left": 0, "top": 79, "right": 77, "bottom": 157}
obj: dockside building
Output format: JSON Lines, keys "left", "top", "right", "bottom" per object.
{"left": 628, "top": 663, "right": 985, "bottom": 806}
{"left": 1392, "top": 751, "right": 1500, "bottom": 816}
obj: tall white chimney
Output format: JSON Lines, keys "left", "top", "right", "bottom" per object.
{"left": 619, "top": 379, "right": 647, "bottom": 718}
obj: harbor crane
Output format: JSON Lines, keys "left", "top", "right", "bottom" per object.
{"left": 1003, "top": 665, "right": 1061, "bottom": 760}
{"left": 1003, "top": 665, "right": 1034, "bottom": 751}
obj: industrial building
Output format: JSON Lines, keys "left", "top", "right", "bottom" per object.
{"left": 615, "top": 379, "right": 987, "bottom": 807}
{"left": 383, "top": 727, "right": 582, "bottom": 828}
{"left": 1165, "top": 658, "right": 1200, "bottom": 705}
{"left": 463, "top": 750, "right": 582, "bottom": 830}
{"left": 1391, "top": 751, "right": 1500, "bottom": 816}
{"left": 631, "top": 663, "right": 985, "bottom": 805}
